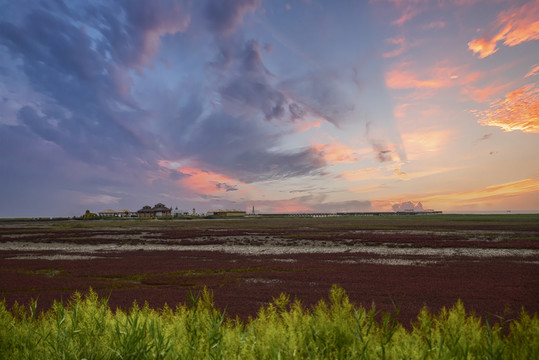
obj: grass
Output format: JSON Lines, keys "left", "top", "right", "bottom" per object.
{"left": 1, "top": 286, "right": 537, "bottom": 359}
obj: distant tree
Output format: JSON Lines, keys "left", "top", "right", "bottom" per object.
{"left": 82, "top": 210, "right": 98, "bottom": 219}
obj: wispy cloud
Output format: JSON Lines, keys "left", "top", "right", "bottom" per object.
{"left": 468, "top": 1, "right": 539, "bottom": 58}
{"left": 383, "top": 36, "right": 407, "bottom": 58}
{"left": 385, "top": 62, "right": 461, "bottom": 90}
{"left": 473, "top": 84, "right": 539, "bottom": 133}
{"left": 461, "top": 82, "right": 513, "bottom": 103}
{"left": 524, "top": 63, "right": 539, "bottom": 78}
{"left": 421, "top": 178, "right": 539, "bottom": 207}
{"left": 313, "top": 142, "right": 360, "bottom": 164}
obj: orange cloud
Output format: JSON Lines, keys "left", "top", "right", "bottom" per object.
{"left": 158, "top": 160, "right": 243, "bottom": 195}
{"left": 177, "top": 167, "right": 242, "bottom": 194}
{"left": 468, "top": 2, "right": 539, "bottom": 58}
{"left": 350, "top": 184, "right": 386, "bottom": 193}
{"left": 474, "top": 84, "right": 539, "bottom": 133}
{"left": 340, "top": 168, "right": 377, "bottom": 182}
{"left": 421, "top": 178, "right": 539, "bottom": 207}
{"left": 524, "top": 63, "right": 539, "bottom": 78}
{"left": 386, "top": 69, "right": 446, "bottom": 89}
{"left": 461, "top": 82, "right": 512, "bottom": 103}
{"left": 313, "top": 142, "right": 359, "bottom": 163}
{"left": 393, "top": 103, "right": 410, "bottom": 118}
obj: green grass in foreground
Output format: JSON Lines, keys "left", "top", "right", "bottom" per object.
{"left": 1, "top": 287, "right": 537, "bottom": 359}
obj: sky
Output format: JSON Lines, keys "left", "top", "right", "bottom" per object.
{"left": 0, "top": 0, "right": 538, "bottom": 217}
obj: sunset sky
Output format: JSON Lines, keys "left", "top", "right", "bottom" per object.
{"left": 1, "top": 0, "right": 538, "bottom": 217}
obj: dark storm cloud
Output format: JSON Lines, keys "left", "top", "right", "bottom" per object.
{"left": 216, "top": 183, "right": 238, "bottom": 192}
{"left": 175, "top": 111, "right": 326, "bottom": 183}
{"left": 218, "top": 40, "right": 289, "bottom": 122}
{"left": 205, "top": 0, "right": 260, "bottom": 37}
{"left": 0, "top": 0, "right": 343, "bottom": 216}
{"left": 0, "top": 0, "right": 191, "bottom": 168}
{"left": 86, "top": 0, "right": 190, "bottom": 70}
{"left": 279, "top": 71, "right": 356, "bottom": 127}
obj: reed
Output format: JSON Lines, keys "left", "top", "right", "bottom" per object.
{"left": 1, "top": 286, "right": 537, "bottom": 359}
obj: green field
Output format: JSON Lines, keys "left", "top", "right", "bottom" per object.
{"left": 1, "top": 286, "right": 537, "bottom": 359}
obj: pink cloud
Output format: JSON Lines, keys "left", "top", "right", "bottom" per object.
{"left": 157, "top": 161, "right": 244, "bottom": 195}
{"left": 177, "top": 167, "right": 242, "bottom": 195}
{"left": 474, "top": 84, "right": 539, "bottom": 133}
{"left": 468, "top": 2, "right": 539, "bottom": 58}
{"left": 383, "top": 36, "right": 407, "bottom": 58}
{"left": 524, "top": 63, "right": 539, "bottom": 78}
{"left": 393, "top": 103, "right": 410, "bottom": 118}
{"left": 461, "top": 82, "right": 512, "bottom": 103}
{"left": 392, "top": 5, "right": 421, "bottom": 26}
{"left": 386, "top": 63, "right": 460, "bottom": 89}
{"left": 294, "top": 119, "right": 323, "bottom": 132}
{"left": 313, "top": 142, "right": 359, "bottom": 163}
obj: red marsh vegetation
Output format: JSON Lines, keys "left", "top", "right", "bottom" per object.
{"left": 1, "top": 215, "right": 538, "bottom": 326}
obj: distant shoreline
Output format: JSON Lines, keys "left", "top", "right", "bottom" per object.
{"left": 1, "top": 210, "right": 539, "bottom": 220}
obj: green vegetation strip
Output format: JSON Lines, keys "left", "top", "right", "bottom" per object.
{"left": 1, "top": 286, "right": 537, "bottom": 359}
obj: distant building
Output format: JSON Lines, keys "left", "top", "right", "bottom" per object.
{"left": 98, "top": 209, "right": 137, "bottom": 217}
{"left": 207, "top": 209, "right": 246, "bottom": 217}
{"left": 172, "top": 207, "right": 190, "bottom": 217}
{"left": 137, "top": 203, "right": 172, "bottom": 218}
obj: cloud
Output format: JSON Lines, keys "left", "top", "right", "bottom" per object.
{"left": 524, "top": 63, "right": 539, "bottom": 78}
{"left": 383, "top": 36, "right": 407, "bottom": 58}
{"left": 340, "top": 168, "right": 378, "bottom": 182}
{"left": 468, "top": 2, "right": 539, "bottom": 58}
{"left": 279, "top": 71, "right": 357, "bottom": 127}
{"left": 420, "top": 178, "right": 539, "bottom": 207}
{"left": 171, "top": 111, "right": 327, "bottom": 183}
{"left": 174, "top": 166, "right": 243, "bottom": 195}
{"left": 0, "top": 1, "right": 193, "bottom": 169}
{"left": 216, "top": 183, "right": 239, "bottom": 192}
{"left": 474, "top": 84, "right": 539, "bottom": 133}
{"left": 392, "top": 5, "right": 422, "bottom": 26}
{"left": 294, "top": 119, "right": 323, "bottom": 132}
{"left": 476, "top": 133, "right": 492, "bottom": 142}
{"left": 461, "top": 82, "right": 512, "bottom": 103}
{"left": 313, "top": 142, "right": 360, "bottom": 164}
{"left": 205, "top": 0, "right": 260, "bottom": 37}
{"left": 218, "top": 40, "right": 290, "bottom": 122}
{"left": 385, "top": 63, "right": 460, "bottom": 90}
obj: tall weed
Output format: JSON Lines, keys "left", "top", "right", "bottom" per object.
{"left": 1, "top": 287, "right": 537, "bottom": 359}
